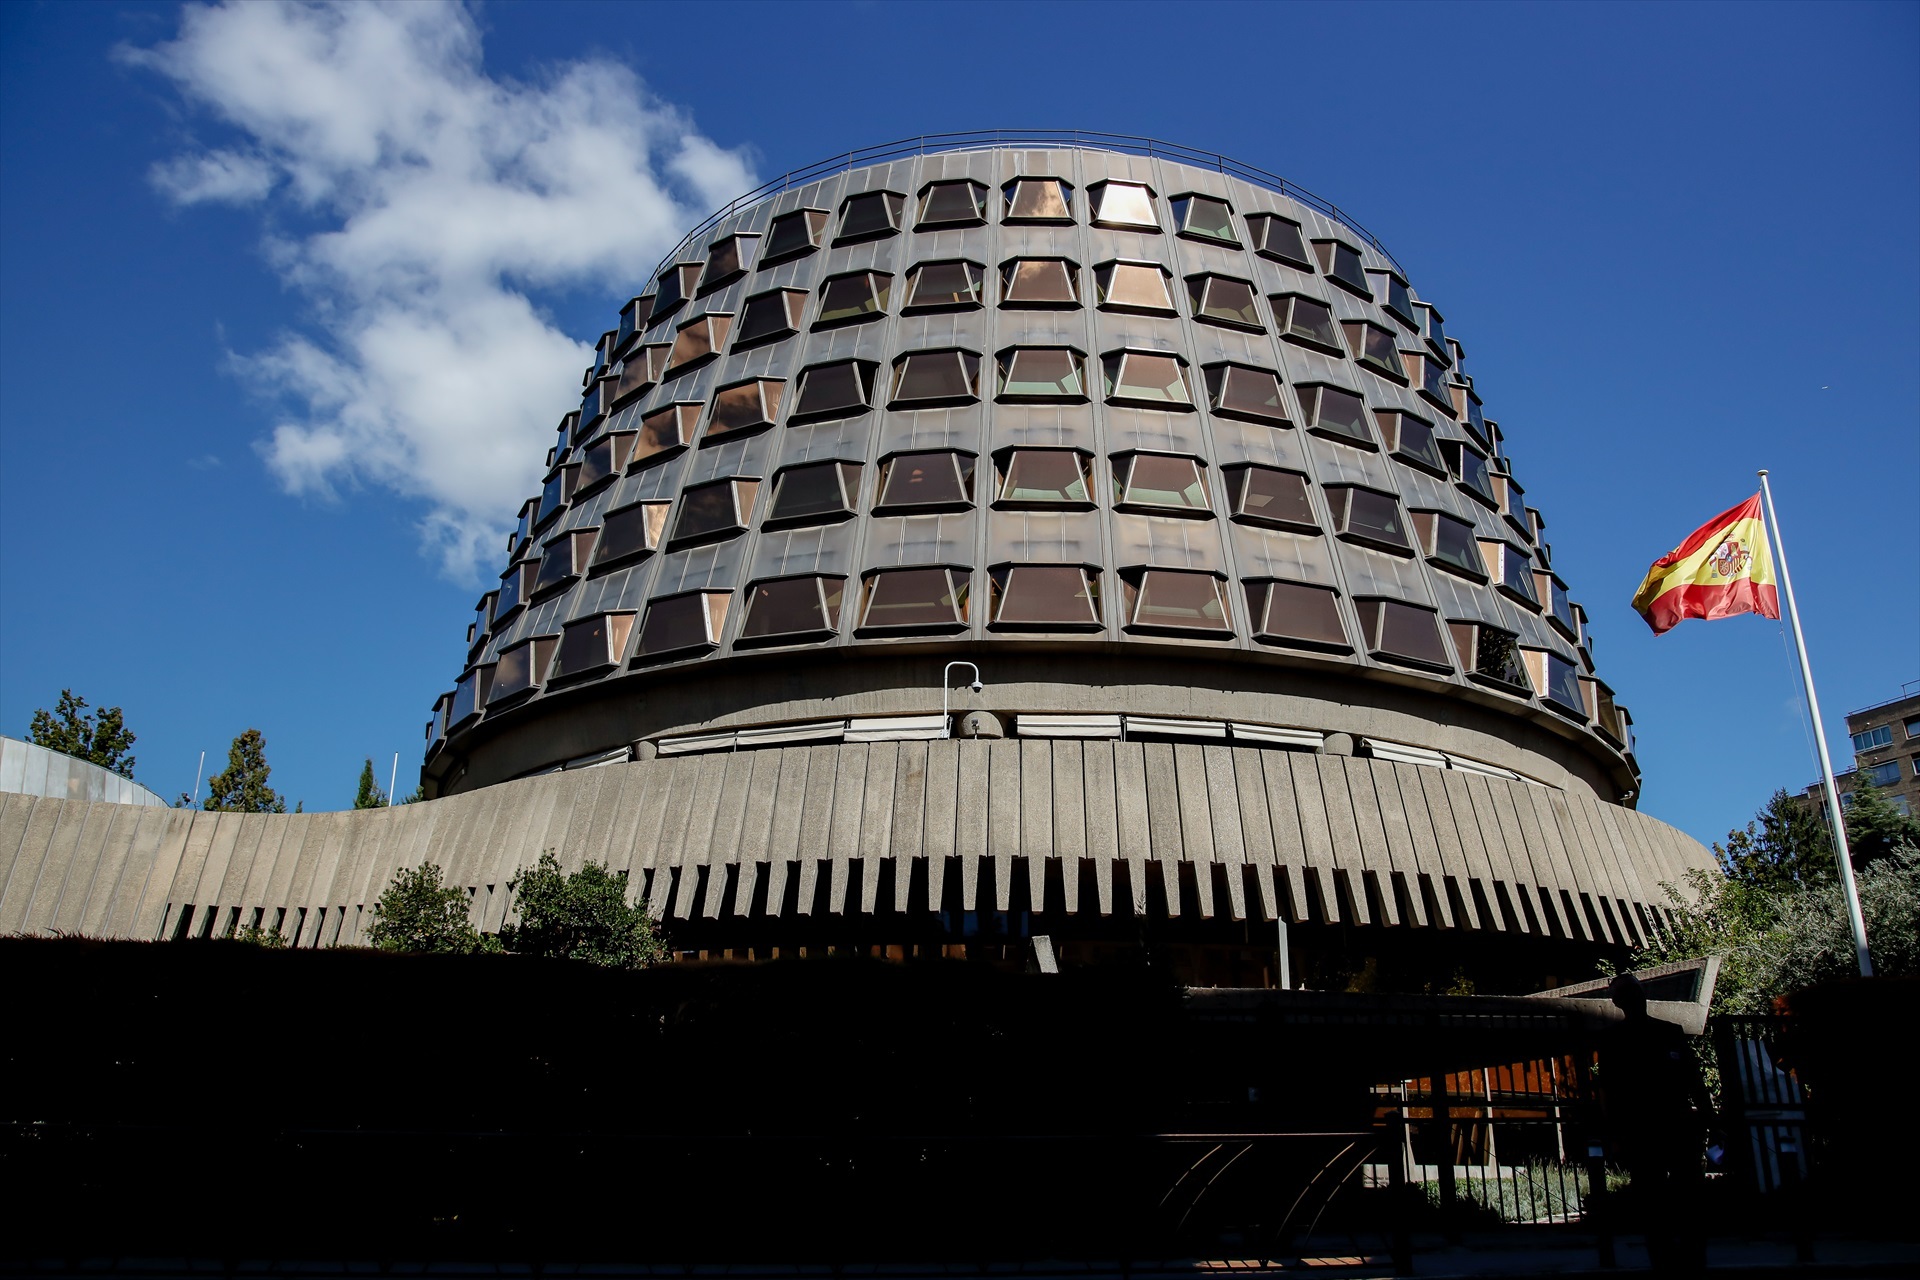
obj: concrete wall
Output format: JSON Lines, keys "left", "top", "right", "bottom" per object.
{"left": 0, "top": 739, "right": 1713, "bottom": 950}
{"left": 0, "top": 736, "right": 167, "bottom": 807}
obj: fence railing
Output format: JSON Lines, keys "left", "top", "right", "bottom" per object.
{"left": 648, "top": 129, "right": 1408, "bottom": 289}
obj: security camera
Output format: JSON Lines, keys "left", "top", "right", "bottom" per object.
{"left": 970, "top": 680, "right": 983, "bottom": 693}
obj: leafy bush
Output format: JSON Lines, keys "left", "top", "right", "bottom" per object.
{"left": 233, "top": 922, "right": 287, "bottom": 948}
{"left": 500, "top": 850, "right": 667, "bottom": 969}
{"left": 368, "top": 861, "right": 481, "bottom": 954}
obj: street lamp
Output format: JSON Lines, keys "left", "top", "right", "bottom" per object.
{"left": 942, "top": 661, "right": 982, "bottom": 737}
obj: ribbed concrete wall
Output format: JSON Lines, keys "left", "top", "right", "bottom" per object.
{"left": 0, "top": 740, "right": 1713, "bottom": 952}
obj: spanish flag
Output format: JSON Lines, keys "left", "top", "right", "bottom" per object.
{"left": 1632, "top": 495, "right": 1780, "bottom": 635}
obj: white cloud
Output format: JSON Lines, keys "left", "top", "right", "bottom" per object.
{"left": 125, "top": 1, "right": 754, "bottom": 579}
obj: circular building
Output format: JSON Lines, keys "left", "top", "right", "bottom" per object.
{"left": 409, "top": 135, "right": 1710, "bottom": 989}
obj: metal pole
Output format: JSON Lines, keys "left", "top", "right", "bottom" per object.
{"left": 1758, "top": 469, "right": 1872, "bottom": 977}
{"left": 941, "top": 661, "right": 980, "bottom": 737}
{"left": 388, "top": 753, "right": 399, "bottom": 807}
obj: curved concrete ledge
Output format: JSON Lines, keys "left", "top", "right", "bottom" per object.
{"left": 0, "top": 740, "right": 1712, "bottom": 952}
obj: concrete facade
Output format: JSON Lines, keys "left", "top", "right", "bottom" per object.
{"left": 0, "top": 736, "right": 167, "bottom": 808}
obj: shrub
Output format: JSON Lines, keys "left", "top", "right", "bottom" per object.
{"left": 500, "top": 850, "right": 667, "bottom": 969}
{"left": 368, "top": 861, "right": 481, "bottom": 954}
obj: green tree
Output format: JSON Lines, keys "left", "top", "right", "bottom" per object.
{"left": 353, "top": 758, "right": 389, "bottom": 809}
{"left": 1714, "top": 788, "right": 1832, "bottom": 892}
{"left": 368, "top": 861, "right": 480, "bottom": 953}
{"left": 201, "top": 729, "right": 287, "bottom": 813}
{"left": 28, "top": 690, "right": 137, "bottom": 779}
{"left": 501, "top": 850, "right": 667, "bottom": 969}
{"left": 1840, "top": 772, "right": 1920, "bottom": 868}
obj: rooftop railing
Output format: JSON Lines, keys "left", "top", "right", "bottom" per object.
{"left": 649, "top": 130, "right": 1406, "bottom": 285}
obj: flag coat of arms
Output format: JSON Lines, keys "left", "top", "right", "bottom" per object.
{"left": 1632, "top": 495, "right": 1780, "bottom": 635}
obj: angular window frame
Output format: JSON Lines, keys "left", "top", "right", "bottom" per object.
{"left": 995, "top": 346, "right": 1089, "bottom": 402}
{"left": 614, "top": 294, "right": 653, "bottom": 355}
{"left": 1367, "top": 268, "right": 1418, "bottom": 330}
{"left": 1203, "top": 362, "right": 1291, "bottom": 425}
{"left": 668, "top": 477, "right": 761, "bottom": 549}
{"left": 1298, "top": 383, "right": 1376, "bottom": 448}
{"left": 737, "top": 574, "right": 847, "bottom": 647}
{"left": 759, "top": 208, "right": 830, "bottom": 265}
{"left": 1101, "top": 349, "right": 1195, "bottom": 409}
{"left": 993, "top": 447, "right": 1094, "bottom": 510}
{"left": 1312, "top": 238, "right": 1372, "bottom": 297}
{"left": 1325, "top": 484, "right": 1413, "bottom": 555}
{"left": 1002, "top": 177, "right": 1074, "bottom": 224}
{"left": 915, "top": 179, "right": 989, "bottom": 230}
{"left": 531, "top": 527, "right": 600, "bottom": 600}
{"left": 1375, "top": 409, "right": 1446, "bottom": 476}
{"left": 988, "top": 563, "right": 1103, "bottom": 631}
{"left": 873, "top": 450, "right": 976, "bottom": 513}
{"left": 1442, "top": 439, "right": 1499, "bottom": 508}
{"left": 665, "top": 312, "right": 732, "bottom": 376}
{"left": 998, "top": 257, "right": 1081, "bottom": 309}
{"left": 1244, "top": 578, "right": 1350, "bottom": 653}
{"left": 552, "top": 611, "right": 637, "bottom": 683}
{"left": 1417, "top": 301, "right": 1448, "bottom": 362}
{"left": 902, "top": 258, "right": 985, "bottom": 312}
{"left": 590, "top": 500, "right": 672, "bottom": 572}
{"left": 1224, "top": 465, "right": 1317, "bottom": 533}
{"left": 696, "top": 233, "right": 758, "bottom": 296}
{"left": 733, "top": 288, "right": 808, "bottom": 349}
{"left": 449, "top": 664, "right": 493, "bottom": 730}
{"left": 575, "top": 431, "right": 636, "bottom": 497}
{"left": 491, "top": 557, "right": 536, "bottom": 625}
{"left": 1481, "top": 540, "right": 1542, "bottom": 609}
{"left": 1541, "top": 571, "right": 1577, "bottom": 638}
{"left": 1112, "top": 450, "right": 1212, "bottom": 517}
{"left": 1342, "top": 320, "right": 1407, "bottom": 381}
{"left": 648, "top": 262, "right": 703, "bottom": 324}
{"left": 1272, "top": 292, "right": 1343, "bottom": 353}
{"left": 814, "top": 270, "right": 892, "bottom": 329}
{"left": 1185, "top": 272, "right": 1264, "bottom": 331}
{"left": 764, "top": 459, "right": 863, "bottom": 529}
{"left": 856, "top": 566, "right": 972, "bottom": 634}
{"left": 1410, "top": 509, "right": 1488, "bottom": 583}
{"left": 1121, "top": 567, "right": 1233, "bottom": 638}
{"left": 706, "top": 378, "right": 785, "bottom": 441}
{"left": 1087, "top": 180, "right": 1159, "bottom": 230}
{"left": 1582, "top": 676, "right": 1627, "bottom": 747}
{"left": 888, "top": 348, "right": 983, "bottom": 408}
{"left": 1246, "top": 213, "right": 1313, "bottom": 269}
{"left": 1447, "top": 620, "right": 1532, "bottom": 694}
{"left": 534, "top": 462, "right": 579, "bottom": 531}
{"left": 632, "top": 590, "right": 731, "bottom": 664}
{"left": 487, "top": 635, "right": 559, "bottom": 706}
{"left": 1170, "top": 193, "right": 1239, "bottom": 246}
{"left": 631, "top": 401, "right": 703, "bottom": 470}
{"left": 834, "top": 190, "right": 906, "bottom": 245}
{"left": 1092, "top": 259, "right": 1176, "bottom": 315}
{"left": 1355, "top": 598, "right": 1452, "bottom": 672}
{"left": 1524, "top": 647, "right": 1588, "bottom": 718}
{"left": 789, "top": 359, "right": 879, "bottom": 423}
{"left": 1400, "top": 349, "right": 1458, "bottom": 416}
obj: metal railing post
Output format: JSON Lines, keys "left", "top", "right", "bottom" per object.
{"left": 1387, "top": 1112, "right": 1413, "bottom": 1276}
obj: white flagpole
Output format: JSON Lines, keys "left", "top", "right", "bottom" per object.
{"left": 1758, "top": 469, "right": 1872, "bottom": 977}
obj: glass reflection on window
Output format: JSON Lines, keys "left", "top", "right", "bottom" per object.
{"left": 998, "top": 348, "right": 1085, "bottom": 399}
{"left": 1103, "top": 352, "right": 1192, "bottom": 406}
{"left": 1251, "top": 581, "right": 1347, "bottom": 648}
{"left": 999, "top": 450, "right": 1090, "bottom": 505}
{"left": 876, "top": 452, "right": 974, "bottom": 509}
{"left": 1004, "top": 178, "right": 1072, "bottom": 222}
{"left": 1205, "top": 364, "right": 1288, "bottom": 423}
{"left": 903, "top": 260, "right": 983, "bottom": 310}
{"left": 860, "top": 568, "right": 970, "bottom": 630}
{"left": 1116, "top": 454, "right": 1208, "bottom": 511}
{"left": 993, "top": 565, "right": 1100, "bottom": 627}
{"left": 1130, "top": 570, "right": 1229, "bottom": 633}
{"left": 1094, "top": 262, "right": 1174, "bottom": 312}
{"left": 740, "top": 576, "right": 844, "bottom": 642}
{"left": 1090, "top": 181, "right": 1157, "bottom": 229}
{"left": 1172, "top": 194, "right": 1237, "bottom": 244}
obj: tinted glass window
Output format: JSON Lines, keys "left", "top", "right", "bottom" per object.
{"left": 839, "top": 191, "right": 903, "bottom": 240}
{"left": 1205, "top": 365, "right": 1288, "bottom": 423}
{"left": 1189, "top": 275, "right": 1261, "bottom": 328}
{"left": 1455, "top": 445, "right": 1496, "bottom": 503}
{"left": 1131, "top": 570, "right": 1228, "bottom": 632}
{"left": 736, "top": 289, "right": 805, "bottom": 346}
{"left": 891, "top": 350, "right": 981, "bottom": 404}
{"left": 1000, "top": 450, "right": 1089, "bottom": 504}
{"left": 817, "top": 271, "right": 889, "bottom": 326}
{"left": 533, "top": 534, "right": 583, "bottom": 594}
{"left": 555, "top": 612, "right": 633, "bottom": 677}
{"left": 769, "top": 460, "right": 860, "bottom": 523}
{"left": 1421, "top": 355, "right": 1451, "bottom": 406}
{"left": 667, "top": 314, "right": 729, "bottom": 371}
{"left": 918, "top": 180, "right": 987, "bottom": 227}
{"left": 1104, "top": 352, "right": 1192, "bottom": 405}
{"left": 1329, "top": 486, "right": 1410, "bottom": 551}
{"left": 489, "top": 642, "right": 540, "bottom": 702}
{"left": 1095, "top": 262, "right": 1174, "bottom": 312}
{"left": 904, "top": 260, "right": 983, "bottom": 310}
{"left": 1422, "top": 306, "right": 1448, "bottom": 353}
{"left": 1249, "top": 214, "right": 1311, "bottom": 266}
{"left": 1001, "top": 258, "right": 1079, "bottom": 306}
{"left": 1254, "top": 581, "right": 1347, "bottom": 647}
{"left": 1230, "top": 467, "right": 1314, "bottom": 528}
{"left": 994, "top": 566, "right": 1100, "bottom": 626}
{"left": 636, "top": 593, "right": 724, "bottom": 658}
{"left": 635, "top": 403, "right": 698, "bottom": 466}
{"left": 1545, "top": 653, "right": 1584, "bottom": 712}
{"left": 1361, "top": 600, "right": 1449, "bottom": 667}
{"left": 1118, "top": 454, "right": 1208, "bottom": 510}
{"left": 877, "top": 452, "right": 973, "bottom": 508}
{"left": 1472, "top": 626, "right": 1529, "bottom": 688}
{"left": 536, "top": 469, "right": 570, "bottom": 527}
{"left": 593, "top": 502, "right": 669, "bottom": 567}
{"left": 1424, "top": 512, "right": 1482, "bottom": 577}
{"left": 493, "top": 561, "right": 527, "bottom": 618}
{"left": 861, "top": 568, "right": 969, "bottom": 630}
{"left": 1276, "top": 294, "right": 1339, "bottom": 347}
{"left": 1090, "top": 181, "right": 1157, "bottom": 229}
{"left": 1489, "top": 544, "right": 1538, "bottom": 603}
{"left": 1381, "top": 275, "right": 1415, "bottom": 326}
{"left": 1172, "top": 194, "right": 1236, "bottom": 243}
{"left": 1380, "top": 411, "right": 1444, "bottom": 472}
{"left": 1305, "top": 385, "right": 1372, "bottom": 444}
{"left": 710, "top": 380, "right": 782, "bottom": 436}
{"left": 672, "top": 479, "right": 756, "bottom": 544}
{"left": 1345, "top": 322, "right": 1402, "bottom": 375}
{"left": 649, "top": 263, "right": 699, "bottom": 321}
{"left": 576, "top": 433, "right": 626, "bottom": 492}
{"left": 1004, "top": 178, "right": 1071, "bottom": 221}
{"left": 763, "top": 208, "right": 828, "bottom": 261}
{"left": 1315, "top": 240, "right": 1370, "bottom": 293}
{"left": 1549, "top": 578, "right": 1575, "bottom": 631}
{"left": 698, "top": 235, "right": 752, "bottom": 293}
{"left": 998, "top": 348, "right": 1085, "bottom": 399}
{"left": 741, "top": 576, "right": 843, "bottom": 640}
{"left": 450, "top": 668, "right": 483, "bottom": 724}
{"left": 794, "top": 362, "right": 872, "bottom": 419}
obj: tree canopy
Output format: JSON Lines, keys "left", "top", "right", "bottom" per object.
{"left": 28, "top": 690, "right": 137, "bottom": 779}
{"left": 201, "top": 729, "right": 287, "bottom": 813}
{"left": 1839, "top": 772, "right": 1920, "bottom": 867}
{"left": 353, "top": 758, "right": 389, "bottom": 809}
{"left": 1714, "top": 788, "right": 1832, "bottom": 892}
{"left": 367, "top": 862, "right": 480, "bottom": 954}
{"left": 501, "top": 850, "right": 668, "bottom": 969}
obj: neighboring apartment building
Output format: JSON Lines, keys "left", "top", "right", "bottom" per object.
{"left": 1804, "top": 688, "right": 1920, "bottom": 817}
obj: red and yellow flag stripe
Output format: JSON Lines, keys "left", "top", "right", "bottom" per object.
{"left": 1632, "top": 494, "right": 1780, "bottom": 635}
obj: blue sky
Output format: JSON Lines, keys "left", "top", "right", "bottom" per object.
{"left": 1, "top": 0, "right": 1914, "bottom": 840}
